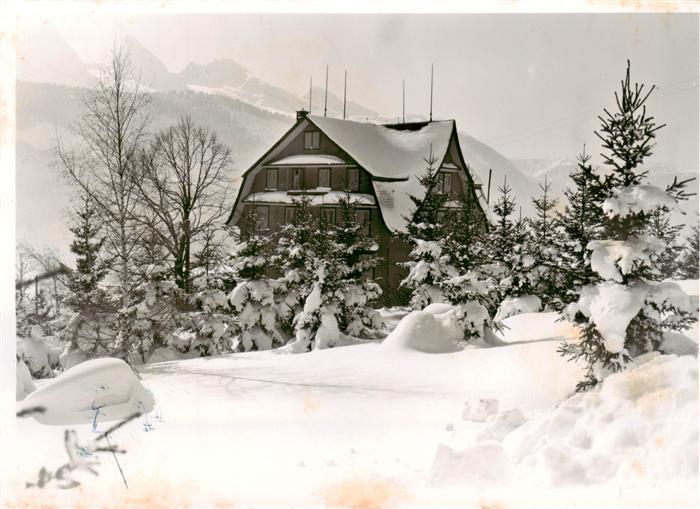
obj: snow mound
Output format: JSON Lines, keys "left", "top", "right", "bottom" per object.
{"left": 462, "top": 397, "right": 499, "bottom": 422}
{"left": 476, "top": 408, "right": 527, "bottom": 443}
{"left": 18, "top": 358, "right": 155, "bottom": 425}
{"left": 495, "top": 295, "right": 541, "bottom": 322}
{"left": 428, "top": 442, "right": 511, "bottom": 484}
{"left": 503, "top": 354, "right": 698, "bottom": 486}
{"left": 380, "top": 310, "right": 463, "bottom": 353}
{"left": 17, "top": 331, "right": 60, "bottom": 378}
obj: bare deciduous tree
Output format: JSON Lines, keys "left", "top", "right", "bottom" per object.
{"left": 56, "top": 44, "right": 151, "bottom": 313}
{"left": 134, "top": 115, "right": 232, "bottom": 292}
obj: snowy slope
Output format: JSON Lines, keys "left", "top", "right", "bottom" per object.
{"left": 7, "top": 308, "right": 698, "bottom": 507}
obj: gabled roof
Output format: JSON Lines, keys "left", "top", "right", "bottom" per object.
{"left": 227, "top": 114, "right": 488, "bottom": 234}
{"left": 307, "top": 115, "right": 454, "bottom": 180}
{"left": 307, "top": 115, "right": 484, "bottom": 233}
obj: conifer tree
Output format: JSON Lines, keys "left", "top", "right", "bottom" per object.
{"left": 400, "top": 152, "right": 457, "bottom": 309}
{"left": 484, "top": 178, "right": 540, "bottom": 319}
{"left": 332, "top": 191, "right": 383, "bottom": 336}
{"left": 228, "top": 207, "right": 291, "bottom": 351}
{"left": 288, "top": 191, "right": 384, "bottom": 352}
{"left": 445, "top": 181, "right": 486, "bottom": 274}
{"left": 528, "top": 176, "right": 562, "bottom": 308}
{"left": 560, "top": 61, "right": 695, "bottom": 391}
{"left": 554, "top": 148, "right": 606, "bottom": 310}
{"left": 65, "top": 194, "right": 108, "bottom": 311}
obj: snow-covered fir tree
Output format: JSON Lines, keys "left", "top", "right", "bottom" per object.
{"left": 228, "top": 208, "right": 292, "bottom": 351}
{"left": 560, "top": 60, "right": 696, "bottom": 391}
{"left": 64, "top": 194, "right": 108, "bottom": 312}
{"left": 400, "top": 152, "right": 457, "bottom": 309}
{"left": 331, "top": 191, "right": 384, "bottom": 337}
{"left": 527, "top": 176, "right": 562, "bottom": 308}
{"left": 275, "top": 192, "right": 317, "bottom": 323}
{"left": 116, "top": 265, "right": 186, "bottom": 364}
{"left": 186, "top": 270, "right": 236, "bottom": 357}
{"left": 484, "top": 178, "right": 541, "bottom": 320}
{"left": 553, "top": 148, "right": 606, "bottom": 310}
{"left": 287, "top": 191, "right": 383, "bottom": 352}
{"left": 399, "top": 156, "right": 492, "bottom": 340}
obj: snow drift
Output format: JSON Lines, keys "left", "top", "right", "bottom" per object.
{"left": 430, "top": 353, "right": 698, "bottom": 487}
{"left": 381, "top": 305, "right": 464, "bottom": 353}
{"left": 18, "top": 358, "right": 155, "bottom": 425}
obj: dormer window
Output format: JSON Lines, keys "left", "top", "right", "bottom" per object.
{"left": 304, "top": 131, "right": 321, "bottom": 150}
{"left": 439, "top": 172, "right": 452, "bottom": 194}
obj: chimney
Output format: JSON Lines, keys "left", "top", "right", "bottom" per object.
{"left": 296, "top": 109, "right": 309, "bottom": 121}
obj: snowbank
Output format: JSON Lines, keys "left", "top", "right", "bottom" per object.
{"left": 381, "top": 309, "right": 463, "bottom": 353}
{"left": 462, "top": 397, "right": 499, "bottom": 422}
{"left": 16, "top": 327, "right": 61, "bottom": 378}
{"left": 431, "top": 353, "right": 698, "bottom": 488}
{"left": 18, "top": 358, "right": 155, "bottom": 425}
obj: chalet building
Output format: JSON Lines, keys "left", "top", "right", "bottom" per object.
{"left": 226, "top": 110, "right": 489, "bottom": 305}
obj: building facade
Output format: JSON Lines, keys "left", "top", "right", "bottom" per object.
{"left": 226, "top": 111, "right": 489, "bottom": 305}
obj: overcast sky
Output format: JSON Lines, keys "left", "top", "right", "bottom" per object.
{"left": 18, "top": 11, "right": 699, "bottom": 169}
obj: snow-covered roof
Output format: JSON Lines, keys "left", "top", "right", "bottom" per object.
{"left": 308, "top": 115, "right": 454, "bottom": 180}
{"left": 268, "top": 154, "right": 348, "bottom": 166}
{"left": 307, "top": 115, "right": 457, "bottom": 232}
{"left": 244, "top": 190, "right": 376, "bottom": 207}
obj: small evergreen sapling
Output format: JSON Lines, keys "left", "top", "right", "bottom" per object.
{"left": 528, "top": 176, "right": 562, "bottom": 308}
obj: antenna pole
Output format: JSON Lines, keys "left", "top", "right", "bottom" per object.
{"left": 343, "top": 70, "right": 347, "bottom": 120}
{"left": 429, "top": 64, "right": 434, "bottom": 122}
{"left": 486, "top": 168, "right": 493, "bottom": 204}
{"left": 402, "top": 80, "right": 405, "bottom": 123}
{"left": 324, "top": 64, "right": 328, "bottom": 117}
{"left": 309, "top": 77, "right": 312, "bottom": 113}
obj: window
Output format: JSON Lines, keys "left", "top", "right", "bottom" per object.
{"left": 355, "top": 209, "right": 370, "bottom": 235}
{"left": 318, "top": 168, "right": 331, "bottom": 188}
{"left": 285, "top": 207, "right": 296, "bottom": 225}
{"left": 321, "top": 207, "right": 336, "bottom": 226}
{"left": 347, "top": 168, "right": 359, "bottom": 191}
{"left": 440, "top": 172, "right": 452, "bottom": 194}
{"left": 304, "top": 131, "right": 321, "bottom": 150}
{"left": 256, "top": 206, "right": 270, "bottom": 230}
{"left": 292, "top": 168, "right": 304, "bottom": 189}
{"left": 266, "top": 168, "right": 278, "bottom": 190}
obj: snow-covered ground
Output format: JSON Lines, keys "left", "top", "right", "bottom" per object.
{"left": 5, "top": 304, "right": 698, "bottom": 507}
